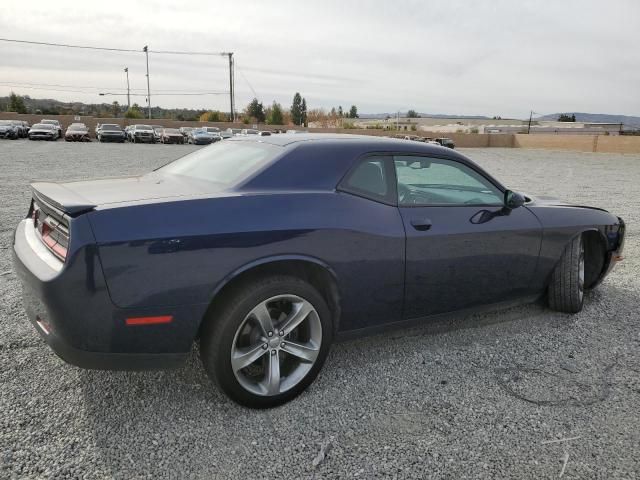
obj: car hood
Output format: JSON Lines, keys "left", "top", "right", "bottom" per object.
{"left": 33, "top": 173, "right": 227, "bottom": 212}
{"left": 526, "top": 194, "right": 608, "bottom": 212}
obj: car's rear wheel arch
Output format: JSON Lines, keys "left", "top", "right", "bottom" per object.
{"left": 200, "top": 257, "right": 341, "bottom": 337}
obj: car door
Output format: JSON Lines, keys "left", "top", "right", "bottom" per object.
{"left": 394, "top": 154, "right": 542, "bottom": 319}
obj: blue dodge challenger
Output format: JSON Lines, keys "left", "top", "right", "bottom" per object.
{"left": 13, "top": 134, "right": 625, "bottom": 407}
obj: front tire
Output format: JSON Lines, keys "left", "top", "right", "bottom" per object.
{"left": 548, "top": 235, "right": 585, "bottom": 313}
{"left": 200, "top": 276, "right": 333, "bottom": 408}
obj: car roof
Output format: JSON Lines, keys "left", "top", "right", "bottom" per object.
{"left": 230, "top": 133, "right": 503, "bottom": 192}
{"left": 227, "top": 133, "right": 452, "bottom": 153}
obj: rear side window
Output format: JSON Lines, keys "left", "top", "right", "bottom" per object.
{"left": 158, "top": 141, "right": 281, "bottom": 187}
{"left": 340, "top": 156, "right": 393, "bottom": 203}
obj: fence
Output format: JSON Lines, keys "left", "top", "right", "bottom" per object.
{"left": 1, "top": 113, "right": 639, "bottom": 153}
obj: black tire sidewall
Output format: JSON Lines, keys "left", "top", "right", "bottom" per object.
{"left": 201, "top": 277, "right": 333, "bottom": 408}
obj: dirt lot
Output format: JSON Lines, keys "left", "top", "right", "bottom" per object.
{"left": 1, "top": 140, "right": 638, "bottom": 479}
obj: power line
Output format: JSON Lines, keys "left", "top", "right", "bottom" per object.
{"left": 0, "top": 37, "right": 235, "bottom": 117}
{"left": 0, "top": 81, "right": 229, "bottom": 95}
{"left": 0, "top": 83, "right": 228, "bottom": 96}
{"left": 148, "top": 49, "right": 232, "bottom": 56}
{"left": 235, "top": 63, "right": 258, "bottom": 100}
{"left": 0, "top": 37, "right": 139, "bottom": 53}
{"left": 0, "top": 37, "right": 230, "bottom": 56}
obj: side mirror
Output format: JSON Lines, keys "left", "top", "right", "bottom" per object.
{"left": 504, "top": 190, "right": 526, "bottom": 209}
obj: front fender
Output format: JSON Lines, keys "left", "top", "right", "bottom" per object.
{"left": 525, "top": 204, "right": 623, "bottom": 290}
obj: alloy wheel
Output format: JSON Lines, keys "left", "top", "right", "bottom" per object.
{"left": 230, "top": 295, "right": 322, "bottom": 396}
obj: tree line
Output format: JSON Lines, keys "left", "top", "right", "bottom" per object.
{"left": 228, "top": 92, "right": 358, "bottom": 127}
{"left": 4, "top": 90, "right": 360, "bottom": 127}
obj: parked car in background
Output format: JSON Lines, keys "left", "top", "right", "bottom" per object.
{"left": 40, "top": 119, "right": 62, "bottom": 140}
{"left": 179, "top": 126, "right": 193, "bottom": 138}
{"left": 12, "top": 134, "right": 625, "bottom": 408}
{"left": 21, "top": 121, "right": 31, "bottom": 137}
{"left": 124, "top": 125, "right": 133, "bottom": 141}
{"left": 151, "top": 125, "right": 164, "bottom": 143}
{"left": 188, "top": 128, "right": 220, "bottom": 145}
{"left": 28, "top": 123, "right": 58, "bottom": 141}
{"left": 257, "top": 131, "right": 272, "bottom": 136}
{"left": 225, "top": 128, "right": 242, "bottom": 136}
{"left": 159, "top": 128, "right": 185, "bottom": 144}
{"left": 0, "top": 120, "right": 20, "bottom": 139}
{"left": 10, "top": 121, "right": 29, "bottom": 138}
{"left": 64, "top": 123, "right": 91, "bottom": 142}
{"left": 95, "top": 123, "right": 102, "bottom": 137}
{"left": 130, "top": 124, "right": 155, "bottom": 143}
{"left": 218, "top": 131, "right": 233, "bottom": 139}
{"left": 203, "top": 127, "right": 220, "bottom": 134}
{"left": 434, "top": 137, "right": 455, "bottom": 149}
{"left": 97, "top": 124, "right": 125, "bottom": 143}
{"left": 241, "top": 129, "right": 259, "bottom": 135}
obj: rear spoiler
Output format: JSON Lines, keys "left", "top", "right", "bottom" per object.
{"left": 31, "top": 182, "right": 96, "bottom": 216}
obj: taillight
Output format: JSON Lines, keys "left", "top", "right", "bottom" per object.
{"left": 40, "top": 222, "right": 68, "bottom": 260}
{"left": 32, "top": 200, "right": 69, "bottom": 262}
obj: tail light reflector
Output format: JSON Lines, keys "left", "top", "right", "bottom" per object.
{"left": 125, "top": 315, "right": 174, "bottom": 326}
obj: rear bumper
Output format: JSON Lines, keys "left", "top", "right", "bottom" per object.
{"left": 99, "top": 135, "right": 125, "bottom": 142}
{"left": 12, "top": 219, "right": 191, "bottom": 370}
{"left": 26, "top": 317, "right": 187, "bottom": 370}
{"left": 29, "top": 134, "right": 55, "bottom": 140}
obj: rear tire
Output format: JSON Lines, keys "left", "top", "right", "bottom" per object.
{"left": 548, "top": 235, "right": 585, "bottom": 313}
{"left": 200, "top": 276, "right": 333, "bottom": 408}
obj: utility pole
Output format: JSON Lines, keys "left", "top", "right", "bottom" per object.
{"left": 527, "top": 110, "right": 533, "bottom": 134}
{"left": 143, "top": 45, "right": 151, "bottom": 119}
{"left": 124, "top": 67, "right": 130, "bottom": 110}
{"left": 227, "top": 52, "right": 235, "bottom": 122}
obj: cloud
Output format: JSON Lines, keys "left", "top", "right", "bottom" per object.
{"left": 1, "top": 0, "right": 638, "bottom": 117}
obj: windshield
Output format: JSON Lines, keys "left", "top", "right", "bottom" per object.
{"left": 68, "top": 125, "right": 86, "bottom": 131}
{"left": 164, "top": 128, "right": 180, "bottom": 134}
{"left": 41, "top": 120, "right": 58, "bottom": 125}
{"left": 158, "top": 141, "right": 281, "bottom": 187}
{"left": 101, "top": 125, "right": 121, "bottom": 131}
{"left": 135, "top": 125, "right": 152, "bottom": 130}
{"left": 0, "top": 120, "right": 12, "bottom": 125}
{"left": 204, "top": 127, "right": 220, "bottom": 133}
{"left": 33, "top": 124, "right": 54, "bottom": 130}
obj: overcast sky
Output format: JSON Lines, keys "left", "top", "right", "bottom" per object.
{"left": 1, "top": 0, "right": 638, "bottom": 118}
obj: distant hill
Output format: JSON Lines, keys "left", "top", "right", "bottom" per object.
{"left": 0, "top": 95, "right": 208, "bottom": 121}
{"left": 537, "top": 112, "right": 640, "bottom": 127}
{"left": 360, "top": 112, "right": 491, "bottom": 120}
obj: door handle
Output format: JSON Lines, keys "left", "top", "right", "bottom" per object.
{"left": 410, "top": 218, "right": 432, "bottom": 231}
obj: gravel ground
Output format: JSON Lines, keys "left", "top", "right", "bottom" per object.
{"left": 1, "top": 140, "right": 638, "bottom": 479}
